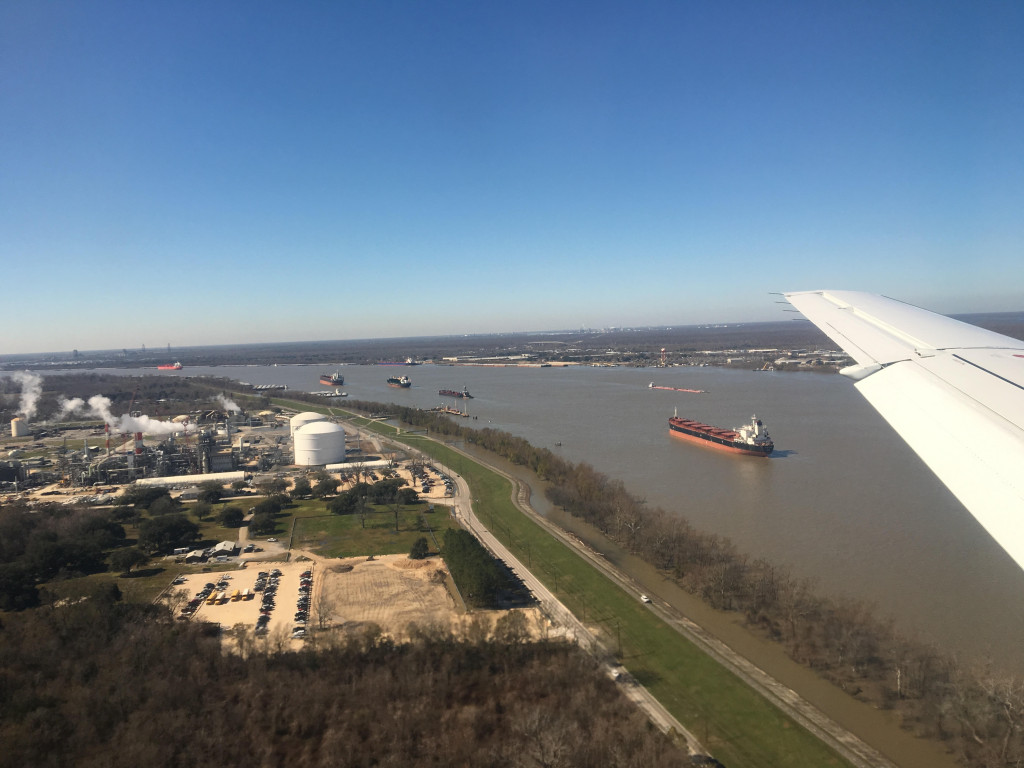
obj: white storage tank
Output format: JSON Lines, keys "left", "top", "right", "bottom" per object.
{"left": 290, "top": 411, "right": 327, "bottom": 437}
{"left": 294, "top": 422, "right": 346, "bottom": 466}
{"left": 11, "top": 418, "right": 29, "bottom": 438}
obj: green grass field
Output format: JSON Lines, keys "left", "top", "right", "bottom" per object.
{"left": 293, "top": 505, "right": 460, "bottom": 558}
{"left": 246, "top": 497, "right": 328, "bottom": 540}
{"left": 300, "top": 405, "right": 851, "bottom": 768}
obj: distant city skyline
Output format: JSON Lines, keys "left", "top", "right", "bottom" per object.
{"left": 2, "top": 2, "right": 1022, "bottom": 354}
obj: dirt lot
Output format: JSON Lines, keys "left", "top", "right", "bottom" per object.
{"left": 312, "top": 554, "right": 550, "bottom": 642}
{"left": 165, "top": 553, "right": 548, "bottom": 650}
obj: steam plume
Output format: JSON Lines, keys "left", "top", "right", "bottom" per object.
{"left": 85, "top": 395, "right": 189, "bottom": 436}
{"left": 216, "top": 394, "right": 241, "bottom": 413}
{"left": 56, "top": 397, "right": 85, "bottom": 420}
{"left": 12, "top": 371, "right": 43, "bottom": 419}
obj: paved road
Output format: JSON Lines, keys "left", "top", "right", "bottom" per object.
{"left": 457, "top": 451, "right": 900, "bottom": 768}
{"left": 381, "top": 428, "right": 707, "bottom": 755}
{"left": 343, "top": 417, "right": 900, "bottom": 767}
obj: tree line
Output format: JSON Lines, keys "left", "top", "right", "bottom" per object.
{"left": 441, "top": 528, "right": 510, "bottom": 609}
{"left": 345, "top": 398, "right": 1024, "bottom": 768}
{"left": 0, "top": 593, "right": 687, "bottom": 768}
{"left": 0, "top": 502, "right": 130, "bottom": 610}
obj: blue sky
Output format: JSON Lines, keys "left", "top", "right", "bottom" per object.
{"left": 2, "top": 1, "right": 1022, "bottom": 354}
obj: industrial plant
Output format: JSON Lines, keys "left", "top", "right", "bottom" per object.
{"left": 1, "top": 374, "right": 368, "bottom": 499}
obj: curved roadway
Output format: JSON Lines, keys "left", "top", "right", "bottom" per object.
{"left": 347, "top": 419, "right": 898, "bottom": 768}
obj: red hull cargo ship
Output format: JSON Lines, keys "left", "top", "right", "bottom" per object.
{"left": 157, "top": 362, "right": 182, "bottom": 370}
{"left": 669, "top": 413, "right": 774, "bottom": 456}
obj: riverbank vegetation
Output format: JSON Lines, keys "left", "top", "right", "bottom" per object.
{"left": 343, "top": 398, "right": 1023, "bottom": 768}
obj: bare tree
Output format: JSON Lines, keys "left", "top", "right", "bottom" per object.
{"left": 162, "top": 587, "right": 191, "bottom": 620}
{"left": 316, "top": 579, "right": 331, "bottom": 630}
{"left": 493, "top": 610, "right": 530, "bottom": 644}
{"left": 978, "top": 670, "right": 1024, "bottom": 763}
{"left": 230, "top": 622, "right": 254, "bottom": 660}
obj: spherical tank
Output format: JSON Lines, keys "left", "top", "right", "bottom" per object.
{"left": 290, "top": 411, "right": 327, "bottom": 437}
{"left": 293, "top": 422, "right": 346, "bottom": 466}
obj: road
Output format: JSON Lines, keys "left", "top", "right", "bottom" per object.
{"left": 452, "top": 476, "right": 706, "bottom": 749}
{"left": 470, "top": 454, "right": 900, "bottom": 768}
{"left": 341, "top": 416, "right": 902, "bottom": 767}
{"left": 355, "top": 422, "right": 707, "bottom": 755}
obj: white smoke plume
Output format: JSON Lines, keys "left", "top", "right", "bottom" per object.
{"left": 56, "top": 397, "right": 86, "bottom": 421}
{"left": 85, "top": 395, "right": 189, "bottom": 436}
{"left": 215, "top": 394, "right": 241, "bottom": 413}
{"left": 12, "top": 371, "right": 43, "bottom": 420}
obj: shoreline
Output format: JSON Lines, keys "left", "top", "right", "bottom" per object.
{"left": 453, "top": 441, "right": 958, "bottom": 768}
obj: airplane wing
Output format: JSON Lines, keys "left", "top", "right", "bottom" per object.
{"left": 784, "top": 290, "right": 1024, "bottom": 571}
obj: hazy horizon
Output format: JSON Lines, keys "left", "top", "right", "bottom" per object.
{"left": 4, "top": 309, "right": 1023, "bottom": 361}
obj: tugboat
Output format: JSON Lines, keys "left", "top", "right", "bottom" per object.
{"left": 668, "top": 411, "right": 774, "bottom": 456}
{"left": 320, "top": 371, "right": 344, "bottom": 386}
{"left": 387, "top": 376, "right": 412, "bottom": 388}
{"left": 439, "top": 387, "right": 473, "bottom": 399}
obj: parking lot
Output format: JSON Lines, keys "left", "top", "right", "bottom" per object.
{"left": 169, "top": 561, "right": 316, "bottom": 644}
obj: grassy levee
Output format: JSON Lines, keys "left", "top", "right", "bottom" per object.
{"left": 273, "top": 400, "right": 852, "bottom": 767}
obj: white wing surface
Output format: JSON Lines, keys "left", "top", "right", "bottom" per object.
{"left": 785, "top": 290, "right": 1024, "bottom": 571}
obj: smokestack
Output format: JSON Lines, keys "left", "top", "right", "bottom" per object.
{"left": 105, "top": 423, "right": 110, "bottom": 455}
{"left": 135, "top": 432, "right": 144, "bottom": 455}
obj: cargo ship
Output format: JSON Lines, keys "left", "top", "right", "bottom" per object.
{"left": 668, "top": 411, "right": 774, "bottom": 456}
{"left": 439, "top": 387, "right": 473, "bottom": 399}
{"left": 319, "top": 372, "right": 344, "bottom": 386}
{"left": 158, "top": 362, "right": 183, "bottom": 370}
{"left": 387, "top": 376, "right": 412, "bottom": 388}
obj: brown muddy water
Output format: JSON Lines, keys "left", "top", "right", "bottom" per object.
{"left": 454, "top": 442, "right": 959, "bottom": 768}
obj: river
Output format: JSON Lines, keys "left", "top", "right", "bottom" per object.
{"left": 25, "top": 362, "right": 1024, "bottom": 671}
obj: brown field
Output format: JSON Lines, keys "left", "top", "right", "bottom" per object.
{"left": 315, "top": 554, "right": 549, "bottom": 642}
{"left": 164, "top": 553, "right": 549, "bottom": 650}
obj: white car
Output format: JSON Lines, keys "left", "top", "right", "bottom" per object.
{"left": 640, "top": 594, "right": 651, "bottom": 604}
{"left": 267, "top": 537, "right": 277, "bottom": 542}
